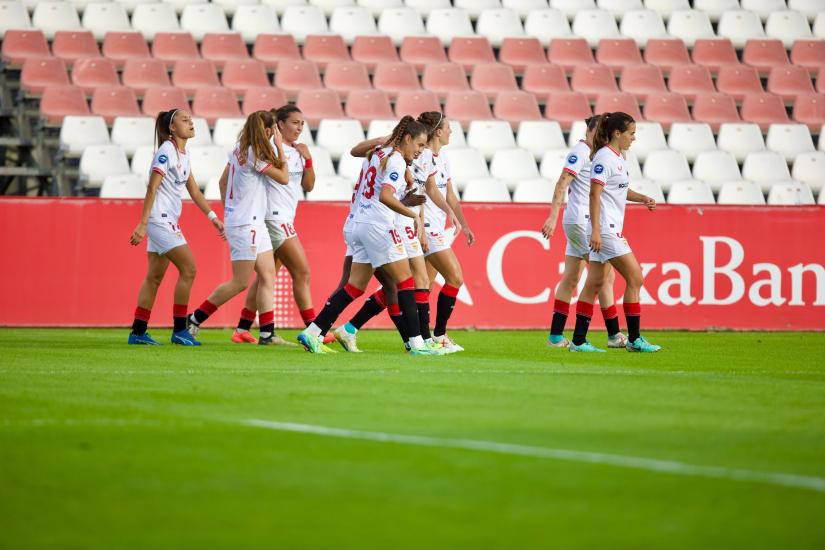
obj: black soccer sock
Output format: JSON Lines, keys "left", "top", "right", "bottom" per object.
{"left": 349, "top": 291, "right": 385, "bottom": 330}
{"left": 572, "top": 301, "right": 594, "bottom": 346}
{"left": 237, "top": 308, "right": 255, "bottom": 331}
{"left": 259, "top": 311, "right": 274, "bottom": 336}
{"left": 132, "top": 307, "right": 150, "bottom": 336}
{"left": 624, "top": 302, "right": 641, "bottom": 343}
{"left": 433, "top": 284, "right": 459, "bottom": 337}
{"left": 313, "top": 285, "right": 363, "bottom": 334}
{"left": 192, "top": 300, "right": 217, "bottom": 325}
{"left": 416, "top": 289, "right": 431, "bottom": 340}
{"left": 601, "top": 305, "right": 620, "bottom": 337}
{"left": 388, "top": 304, "right": 409, "bottom": 345}
{"left": 397, "top": 281, "right": 422, "bottom": 342}
{"left": 551, "top": 299, "right": 570, "bottom": 335}
{"left": 173, "top": 304, "right": 187, "bottom": 333}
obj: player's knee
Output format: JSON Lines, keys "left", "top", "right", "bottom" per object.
{"left": 180, "top": 263, "right": 197, "bottom": 282}
{"left": 293, "top": 265, "right": 311, "bottom": 285}
{"left": 449, "top": 274, "right": 464, "bottom": 288}
{"left": 628, "top": 271, "right": 644, "bottom": 290}
{"left": 146, "top": 272, "right": 165, "bottom": 288}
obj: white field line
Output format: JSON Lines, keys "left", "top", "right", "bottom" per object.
{"left": 1, "top": 370, "right": 822, "bottom": 376}
{"left": 242, "top": 420, "right": 825, "bottom": 494}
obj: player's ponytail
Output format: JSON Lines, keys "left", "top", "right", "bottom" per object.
{"left": 585, "top": 114, "right": 601, "bottom": 131}
{"left": 154, "top": 110, "right": 175, "bottom": 151}
{"left": 417, "top": 111, "right": 444, "bottom": 141}
{"left": 237, "top": 110, "right": 283, "bottom": 169}
{"left": 590, "top": 111, "right": 634, "bottom": 160}
{"left": 374, "top": 115, "right": 429, "bottom": 171}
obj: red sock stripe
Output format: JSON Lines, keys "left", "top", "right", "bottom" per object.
{"left": 374, "top": 289, "right": 387, "bottom": 309}
{"left": 299, "top": 308, "right": 316, "bottom": 323}
{"left": 388, "top": 304, "right": 401, "bottom": 316}
{"left": 553, "top": 299, "right": 570, "bottom": 316}
{"left": 240, "top": 308, "right": 256, "bottom": 322}
{"left": 576, "top": 301, "right": 594, "bottom": 319}
{"left": 624, "top": 302, "right": 641, "bottom": 317}
{"left": 396, "top": 277, "right": 414, "bottom": 291}
{"left": 600, "top": 304, "right": 618, "bottom": 320}
{"left": 172, "top": 304, "right": 187, "bottom": 317}
{"left": 344, "top": 284, "right": 364, "bottom": 299}
{"left": 415, "top": 290, "right": 430, "bottom": 304}
{"left": 259, "top": 311, "right": 274, "bottom": 326}
{"left": 441, "top": 284, "right": 460, "bottom": 298}
{"left": 198, "top": 300, "right": 218, "bottom": 315}
{"left": 134, "top": 307, "right": 151, "bottom": 322}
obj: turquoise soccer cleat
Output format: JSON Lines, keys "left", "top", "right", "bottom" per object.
{"left": 626, "top": 335, "right": 661, "bottom": 353}
{"left": 410, "top": 342, "right": 451, "bottom": 356}
{"left": 171, "top": 330, "right": 201, "bottom": 346}
{"left": 297, "top": 330, "right": 325, "bottom": 353}
{"left": 569, "top": 340, "right": 606, "bottom": 353}
{"left": 128, "top": 332, "right": 163, "bottom": 345}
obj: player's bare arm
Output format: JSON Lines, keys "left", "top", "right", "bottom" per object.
{"left": 589, "top": 183, "right": 604, "bottom": 253}
{"left": 350, "top": 136, "right": 390, "bottom": 158}
{"left": 185, "top": 172, "right": 225, "bottom": 240}
{"left": 131, "top": 170, "right": 163, "bottom": 246}
{"left": 294, "top": 142, "right": 315, "bottom": 192}
{"left": 627, "top": 188, "right": 656, "bottom": 211}
{"left": 446, "top": 181, "right": 473, "bottom": 247}
{"left": 542, "top": 171, "right": 575, "bottom": 239}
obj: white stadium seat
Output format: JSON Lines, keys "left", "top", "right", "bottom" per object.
{"left": 717, "top": 123, "right": 766, "bottom": 162}
{"left": 357, "top": 0, "right": 403, "bottom": 18}
{"left": 114, "top": 0, "right": 162, "bottom": 15}
{"left": 644, "top": 0, "right": 691, "bottom": 20}
{"left": 32, "top": 2, "right": 81, "bottom": 39}
{"left": 310, "top": 0, "right": 356, "bottom": 18}
{"left": 232, "top": 5, "right": 282, "bottom": 44}
{"left": 629, "top": 122, "right": 667, "bottom": 162}
{"left": 59, "top": 116, "right": 110, "bottom": 157}
{"left": 462, "top": 178, "right": 512, "bottom": 201}
{"left": 131, "top": 146, "right": 154, "bottom": 183}
{"left": 765, "top": 10, "right": 814, "bottom": 48}
{"left": 693, "top": 0, "right": 741, "bottom": 23}
{"left": 666, "top": 9, "right": 716, "bottom": 48}
{"left": 692, "top": 150, "right": 742, "bottom": 192}
{"left": 188, "top": 117, "right": 214, "bottom": 147}
{"left": 742, "top": 151, "right": 793, "bottom": 192}
{"left": 504, "top": 0, "right": 551, "bottom": 19}
{"left": 567, "top": 120, "right": 588, "bottom": 148}
{"left": 517, "top": 120, "right": 567, "bottom": 160}
{"left": 329, "top": 6, "right": 378, "bottom": 45}
{"left": 111, "top": 117, "right": 155, "bottom": 156}
{"left": 131, "top": 3, "right": 181, "bottom": 40}
{"left": 316, "top": 119, "right": 365, "bottom": 161}
{"left": 405, "top": 0, "right": 452, "bottom": 17}
{"left": 667, "top": 123, "right": 717, "bottom": 162}
{"left": 513, "top": 178, "right": 555, "bottom": 202}
{"left": 306, "top": 175, "right": 352, "bottom": 200}
{"left": 791, "top": 151, "right": 825, "bottom": 192}
{"left": 80, "top": 144, "right": 131, "bottom": 188}
{"left": 308, "top": 146, "right": 335, "bottom": 176}
{"left": 629, "top": 178, "right": 665, "bottom": 203}
{"left": 820, "top": 187, "right": 825, "bottom": 205}
{"left": 99, "top": 175, "right": 147, "bottom": 198}
{"left": 476, "top": 8, "right": 526, "bottom": 47}
{"left": 296, "top": 122, "right": 314, "bottom": 146}
{"left": 523, "top": 8, "right": 574, "bottom": 45}
{"left": 262, "top": 0, "right": 308, "bottom": 16}
{"left": 442, "top": 119, "right": 468, "bottom": 150}
{"left": 767, "top": 182, "right": 816, "bottom": 204}
{"left": 741, "top": 0, "right": 787, "bottom": 22}
{"left": 0, "top": 1, "right": 32, "bottom": 38}
{"left": 212, "top": 117, "right": 246, "bottom": 154}
{"left": 212, "top": 0, "right": 260, "bottom": 16}
{"left": 552, "top": 0, "right": 597, "bottom": 20}
{"left": 717, "top": 10, "right": 766, "bottom": 48}
{"left": 573, "top": 9, "right": 621, "bottom": 48}
{"left": 181, "top": 4, "right": 230, "bottom": 42}
{"left": 717, "top": 181, "right": 766, "bottom": 204}
{"left": 539, "top": 148, "right": 571, "bottom": 179}
{"left": 467, "top": 120, "right": 517, "bottom": 161}
{"left": 366, "top": 119, "right": 397, "bottom": 139}
{"left": 448, "top": 147, "right": 490, "bottom": 191}
{"left": 163, "top": 0, "right": 209, "bottom": 15}
{"left": 455, "top": 0, "right": 503, "bottom": 20}
{"left": 281, "top": 5, "right": 329, "bottom": 44}
{"left": 788, "top": 0, "right": 825, "bottom": 23}
{"left": 619, "top": 9, "right": 668, "bottom": 47}
{"left": 203, "top": 176, "right": 221, "bottom": 199}
{"left": 625, "top": 149, "right": 643, "bottom": 179}
{"left": 426, "top": 8, "right": 476, "bottom": 46}
{"left": 667, "top": 180, "right": 716, "bottom": 204}
{"left": 597, "top": 0, "right": 644, "bottom": 21}
{"left": 642, "top": 150, "right": 693, "bottom": 192}
{"left": 377, "top": 8, "right": 426, "bottom": 46}
{"left": 188, "top": 146, "right": 228, "bottom": 187}
{"left": 766, "top": 124, "right": 816, "bottom": 162}
{"left": 490, "top": 148, "right": 540, "bottom": 191}
{"left": 337, "top": 152, "right": 363, "bottom": 183}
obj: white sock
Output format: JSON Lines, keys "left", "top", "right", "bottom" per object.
{"left": 189, "top": 313, "right": 199, "bottom": 325}
{"left": 409, "top": 335, "right": 425, "bottom": 349}
{"left": 306, "top": 323, "right": 322, "bottom": 338}
{"left": 260, "top": 331, "right": 272, "bottom": 339}
{"left": 236, "top": 328, "right": 248, "bottom": 334}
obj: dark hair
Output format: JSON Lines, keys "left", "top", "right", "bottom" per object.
{"left": 368, "top": 115, "right": 430, "bottom": 171}
{"left": 273, "top": 104, "right": 302, "bottom": 126}
{"left": 590, "top": 111, "right": 635, "bottom": 160}
{"left": 236, "top": 111, "right": 283, "bottom": 169}
{"left": 417, "top": 111, "right": 445, "bottom": 141}
{"left": 585, "top": 114, "right": 601, "bottom": 131}
{"left": 154, "top": 109, "right": 183, "bottom": 150}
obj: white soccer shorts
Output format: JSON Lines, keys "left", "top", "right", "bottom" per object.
{"left": 588, "top": 232, "right": 632, "bottom": 264}
{"left": 563, "top": 223, "right": 590, "bottom": 258}
{"left": 226, "top": 222, "right": 272, "bottom": 262}
{"left": 350, "top": 221, "right": 407, "bottom": 268}
{"left": 424, "top": 229, "right": 451, "bottom": 257}
{"left": 265, "top": 219, "right": 297, "bottom": 251}
{"left": 395, "top": 222, "right": 424, "bottom": 259}
{"left": 146, "top": 221, "right": 187, "bottom": 256}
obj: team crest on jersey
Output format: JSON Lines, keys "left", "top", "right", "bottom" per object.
{"left": 594, "top": 164, "right": 604, "bottom": 174}
{"left": 567, "top": 155, "right": 577, "bottom": 164}
{"left": 158, "top": 155, "right": 168, "bottom": 164}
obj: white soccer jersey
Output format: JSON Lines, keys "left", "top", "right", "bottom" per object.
{"left": 561, "top": 140, "right": 593, "bottom": 226}
{"left": 265, "top": 138, "right": 303, "bottom": 223}
{"left": 421, "top": 149, "right": 450, "bottom": 232}
{"left": 224, "top": 144, "right": 270, "bottom": 228}
{"left": 590, "top": 145, "right": 630, "bottom": 235}
{"left": 344, "top": 158, "right": 370, "bottom": 232}
{"left": 353, "top": 146, "right": 406, "bottom": 228}
{"left": 394, "top": 150, "right": 427, "bottom": 227}
{"left": 148, "top": 140, "right": 191, "bottom": 224}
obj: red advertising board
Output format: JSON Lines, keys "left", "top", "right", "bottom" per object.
{"left": 0, "top": 198, "right": 822, "bottom": 330}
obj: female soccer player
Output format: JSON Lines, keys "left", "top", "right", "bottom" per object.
{"left": 186, "top": 111, "right": 290, "bottom": 345}
{"left": 570, "top": 112, "right": 660, "bottom": 353}
{"left": 128, "top": 109, "right": 226, "bottom": 346}
{"left": 297, "top": 116, "right": 448, "bottom": 355}
{"left": 541, "top": 115, "right": 627, "bottom": 349}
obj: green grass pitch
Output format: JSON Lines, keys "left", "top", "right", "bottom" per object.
{"left": 2, "top": 328, "right": 824, "bottom": 549}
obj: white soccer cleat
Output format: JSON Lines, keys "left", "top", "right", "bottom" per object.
{"left": 547, "top": 335, "right": 570, "bottom": 347}
{"left": 334, "top": 326, "right": 362, "bottom": 352}
{"left": 187, "top": 316, "right": 200, "bottom": 338}
{"left": 432, "top": 333, "right": 464, "bottom": 352}
{"left": 608, "top": 332, "right": 628, "bottom": 348}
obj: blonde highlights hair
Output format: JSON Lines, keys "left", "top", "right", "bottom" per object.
{"left": 368, "top": 115, "right": 429, "bottom": 171}
{"left": 237, "top": 111, "right": 283, "bottom": 169}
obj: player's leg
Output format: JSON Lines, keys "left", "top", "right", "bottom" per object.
{"left": 548, "top": 255, "right": 585, "bottom": 347}
{"left": 188, "top": 259, "right": 256, "bottom": 337}
{"left": 597, "top": 265, "right": 628, "bottom": 347}
{"left": 254, "top": 250, "right": 292, "bottom": 345}
{"left": 424, "top": 249, "right": 464, "bottom": 352}
{"left": 409, "top": 255, "right": 432, "bottom": 342}
{"left": 232, "top": 275, "right": 260, "bottom": 343}
{"left": 569, "top": 260, "right": 608, "bottom": 353}
{"left": 129, "top": 251, "right": 170, "bottom": 345}
{"left": 608, "top": 252, "right": 660, "bottom": 352}
{"left": 276, "top": 236, "right": 315, "bottom": 326}
{"left": 164, "top": 244, "right": 201, "bottom": 346}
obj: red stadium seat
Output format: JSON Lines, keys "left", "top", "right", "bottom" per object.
{"left": 619, "top": 64, "right": 667, "bottom": 103}
{"left": 302, "top": 34, "right": 350, "bottom": 71}
{"left": 643, "top": 38, "right": 690, "bottom": 77}
{"left": 595, "top": 38, "right": 643, "bottom": 76}
{"left": 39, "top": 85, "right": 90, "bottom": 124}
{"left": 1, "top": 30, "right": 51, "bottom": 67}
{"left": 91, "top": 86, "right": 141, "bottom": 124}
{"left": 643, "top": 92, "right": 692, "bottom": 131}
{"left": 544, "top": 92, "right": 592, "bottom": 131}
{"left": 742, "top": 39, "right": 790, "bottom": 77}
{"left": 570, "top": 64, "right": 619, "bottom": 102}
{"left": 444, "top": 91, "right": 493, "bottom": 126}
{"left": 421, "top": 62, "right": 469, "bottom": 101}
{"left": 498, "top": 37, "right": 547, "bottom": 75}
{"left": 792, "top": 94, "right": 825, "bottom": 134}
{"left": 142, "top": 87, "right": 191, "bottom": 117}
{"left": 766, "top": 66, "right": 815, "bottom": 104}
{"left": 448, "top": 37, "right": 496, "bottom": 73}
{"left": 274, "top": 60, "right": 323, "bottom": 101}
{"left": 253, "top": 34, "right": 301, "bottom": 72}
{"left": 71, "top": 58, "right": 120, "bottom": 96}
{"left": 692, "top": 93, "right": 741, "bottom": 132}
{"left": 399, "top": 36, "right": 448, "bottom": 73}
{"left": 172, "top": 60, "right": 221, "bottom": 98}
{"left": 151, "top": 33, "right": 200, "bottom": 70}
{"left": 193, "top": 87, "right": 243, "bottom": 125}
{"left": 667, "top": 64, "right": 715, "bottom": 104}
{"left": 715, "top": 65, "right": 763, "bottom": 103}
{"left": 521, "top": 64, "right": 570, "bottom": 98}
{"left": 242, "top": 88, "right": 288, "bottom": 115}
{"left": 372, "top": 62, "right": 421, "bottom": 100}
{"left": 201, "top": 33, "right": 249, "bottom": 70}
{"left": 394, "top": 90, "right": 441, "bottom": 118}
{"left": 51, "top": 31, "right": 100, "bottom": 68}
{"left": 101, "top": 32, "right": 151, "bottom": 70}
{"left": 790, "top": 40, "right": 825, "bottom": 76}
{"left": 547, "top": 38, "right": 594, "bottom": 75}
{"left": 740, "top": 93, "right": 790, "bottom": 131}
{"left": 121, "top": 59, "right": 171, "bottom": 97}
{"left": 594, "top": 92, "right": 643, "bottom": 122}
{"left": 470, "top": 63, "right": 519, "bottom": 101}
{"left": 691, "top": 39, "right": 739, "bottom": 76}
{"left": 493, "top": 91, "right": 543, "bottom": 130}
{"left": 818, "top": 68, "right": 825, "bottom": 95}
{"left": 323, "top": 60, "right": 372, "bottom": 96}
{"left": 221, "top": 59, "right": 271, "bottom": 98}
{"left": 21, "top": 58, "right": 69, "bottom": 96}
{"left": 345, "top": 89, "right": 394, "bottom": 128}
{"left": 351, "top": 35, "right": 398, "bottom": 73}
{"left": 296, "top": 89, "right": 345, "bottom": 128}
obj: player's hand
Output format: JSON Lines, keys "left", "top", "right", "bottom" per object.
{"left": 130, "top": 222, "right": 147, "bottom": 246}
{"left": 589, "top": 233, "right": 602, "bottom": 253}
{"left": 420, "top": 232, "right": 429, "bottom": 253}
{"left": 292, "top": 142, "right": 311, "bottom": 160}
{"left": 448, "top": 212, "right": 461, "bottom": 236}
{"left": 272, "top": 125, "right": 283, "bottom": 144}
{"left": 644, "top": 196, "right": 656, "bottom": 211}
{"left": 463, "top": 226, "right": 475, "bottom": 247}
{"left": 401, "top": 191, "right": 426, "bottom": 207}
{"left": 541, "top": 217, "right": 556, "bottom": 239}
{"left": 212, "top": 217, "right": 226, "bottom": 241}
{"left": 413, "top": 215, "right": 425, "bottom": 243}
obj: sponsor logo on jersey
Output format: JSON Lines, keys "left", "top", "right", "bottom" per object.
{"left": 390, "top": 172, "right": 399, "bottom": 181}
{"left": 158, "top": 155, "right": 168, "bottom": 164}
{"left": 618, "top": 165, "right": 623, "bottom": 171}
{"left": 567, "top": 155, "right": 577, "bottom": 164}
{"left": 359, "top": 202, "right": 372, "bottom": 209}
{"left": 618, "top": 183, "right": 628, "bottom": 189}
{"left": 225, "top": 207, "right": 235, "bottom": 213}
{"left": 288, "top": 171, "right": 303, "bottom": 177}
{"left": 161, "top": 213, "right": 167, "bottom": 217}
{"left": 594, "top": 164, "right": 604, "bottom": 174}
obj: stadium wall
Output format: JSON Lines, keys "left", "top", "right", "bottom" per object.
{"left": 1, "top": 198, "right": 823, "bottom": 331}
